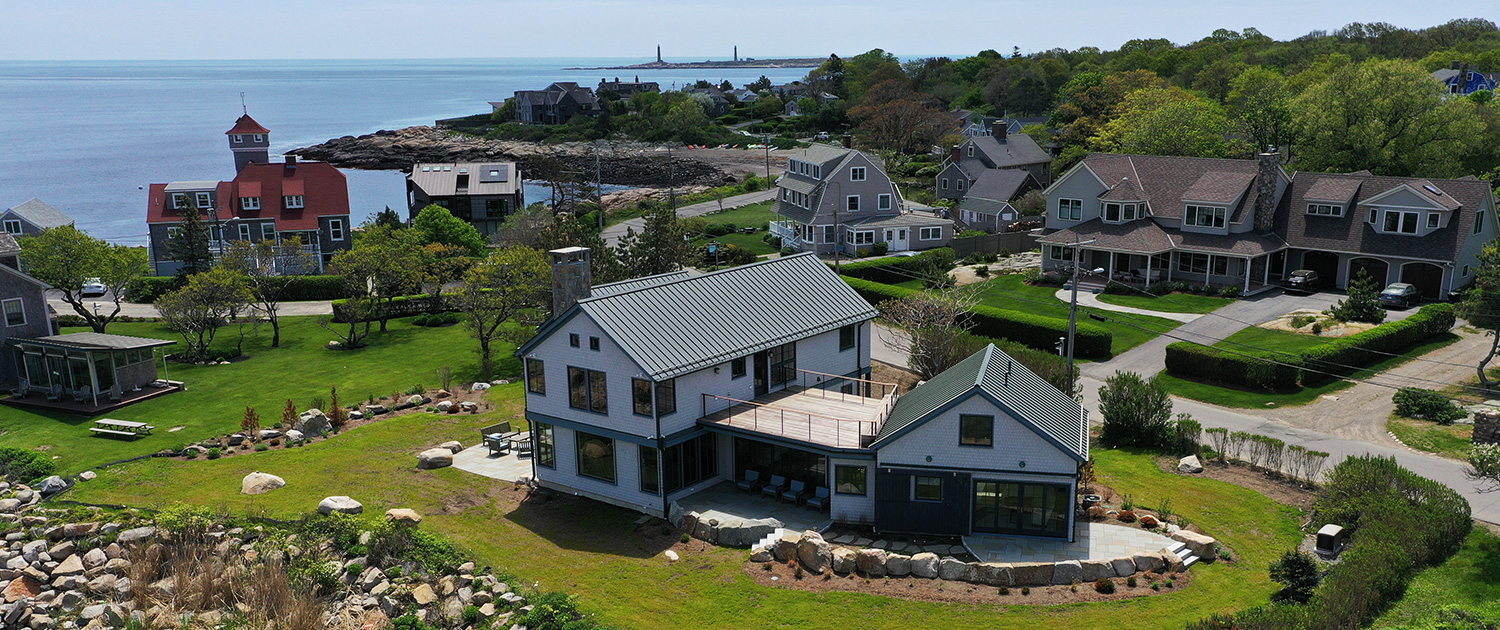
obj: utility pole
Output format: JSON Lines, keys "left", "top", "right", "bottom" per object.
{"left": 595, "top": 142, "right": 604, "bottom": 232}
{"left": 667, "top": 145, "right": 676, "bottom": 212}
{"left": 1065, "top": 235, "right": 1098, "bottom": 390}
{"left": 830, "top": 181, "right": 842, "bottom": 275}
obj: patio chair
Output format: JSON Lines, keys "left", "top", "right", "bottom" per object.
{"left": 734, "top": 470, "right": 761, "bottom": 493}
{"left": 805, "top": 487, "right": 830, "bottom": 511}
{"left": 760, "top": 475, "right": 789, "bottom": 501}
{"left": 14, "top": 379, "right": 28, "bottom": 398}
{"left": 46, "top": 384, "right": 62, "bottom": 401}
{"left": 515, "top": 439, "right": 533, "bottom": 457}
{"left": 108, "top": 384, "right": 123, "bottom": 402}
{"left": 73, "top": 386, "right": 92, "bottom": 403}
{"left": 780, "top": 480, "right": 807, "bottom": 504}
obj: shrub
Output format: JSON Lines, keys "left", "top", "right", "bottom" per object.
{"left": 1175, "top": 414, "right": 1202, "bottom": 456}
{"left": 835, "top": 248, "right": 955, "bottom": 284}
{"left": 1126, "top": 576, "right": 1138, "bottom": 588}
{"left": 1291, "top": 315, "right": 1315, "bottom": 329}
{"left": 1087, "top": 505, "right": 1107, "bottom": 520}
{"left": 1219, "top": 285, "right": 1242, "bottom": 298}
{"left": 1094, "top": 578, "right": 1116, "bottom": 594}
{"left": 1268, "top": 550, "right": 1321, "bottom": 603}
{"left": 872, "top": 241, "right": 889, "bottom": 256}
{"left": 1310, "top": 321, "right": 1324, "bottom": 335}
{"left": 1392, "top": 387, "right": 1466, "bottom": 424}
{"left": 704, "top": 223, "right": 737, "bottom": 237}
{"left": 0, "top": 447, "right": 57, "bottom": 484}
{"left": 999, "top": 586, "right": 1010, "bottom": 595}
{"left": 680, "top": 533, "right": 690, "bottom": 543}
{"left": 519, "top": 592, "right": 589, "bottom": 629}
{"left": 974, "top": 265, "right": 990, "bottom": 277}
{"left": 255, "top": 444, "right": 269, "bottom": 452}
{"left": 206, "top": 448, "right": 221, "bottom": 460}
{"left": 1117, "top": 510, "right": 1138, "bottom": 523}
{"left": 1163, "top": 342, "right": 1299, "bottom": 390}
{"left": 1021, "top": 586, "right": 1030, "bottom": 595}
{"left": 1099, "top": 371, "right": 1175, "bottom": 450}
{"left": 127, "top": 275, "right": 345, "bottom": 303}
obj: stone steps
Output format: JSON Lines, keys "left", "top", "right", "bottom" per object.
{"left": 752, "top": 527, "right": 786, "bottom": 551}
{"left": 1167, "top": 541, "right": 1200, "bottom": 568}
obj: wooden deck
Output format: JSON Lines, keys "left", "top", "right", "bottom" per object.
{"left": 1, "top": 382, "right": 182, "bottom": 416}
{"left": 698, "top": 386, "right": 892, "bottom": 450}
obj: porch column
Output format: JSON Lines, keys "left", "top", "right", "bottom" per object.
{"left": 159, "top": 348, "right": 169, "bottom": 383}
{"left": 1263, "top": 255, "right": 1271, "bottom": 287}
{"left": 1106, "top": 250, "right": 1114, "bottom": 281}
{"left": 1167, "top": 252, "right": 1174, "bottom": 282}
{"left": 1243, "top": 257, "right": 1251, "bottom": 294}
{"left": 86, "top": 352, "right": 99, "bottom": 408}
{"left": 1145, "top": 254, "right": 1152, "bottom": 289}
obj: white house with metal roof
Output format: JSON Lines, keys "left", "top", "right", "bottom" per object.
{"left": 516, "top": 248, "right": 1088, "bottom": 540}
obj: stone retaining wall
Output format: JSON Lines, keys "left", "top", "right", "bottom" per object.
{"left": 1476, "top": 410, "right": 1500, "bottom": 445}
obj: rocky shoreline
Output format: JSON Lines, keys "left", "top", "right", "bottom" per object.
{"left": 290, "top": 126, "right": 731, "bottom": 188}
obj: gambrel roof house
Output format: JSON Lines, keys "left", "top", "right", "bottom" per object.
{"left": 516, "top": 249, "right": 1089, "bottom": 540}
{"left": 937, "top": 121, "right": 1052, "bottom": 204}
{"left": 769, "top": 144, "right": 953, "bottom": 255}
{"left": 2, "top": 199, "right": 74, "bottom": 237}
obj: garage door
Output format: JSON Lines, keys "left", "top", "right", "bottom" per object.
{"left": 1347, "top": 257, "right": 1389, "bottom": 287}
{"left": 1400, "top": 263, "right": 1444, "bottom": 300}
{"left": 1302, "top": 251, "right": 1340, "bottom": 287}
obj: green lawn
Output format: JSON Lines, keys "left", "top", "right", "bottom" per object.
{"left": 1372, "top": 527, "right": 1500, "bottom": 628}
{"left": 0, "top": 316, "right": 515, "bottom": 475}
{"left": 970, "top": 276, "right": 1183, "bottom": 356}
{"left": 1095, "top": 292, "right": 1232, "bottom": 314}
{"left": 1214, "top": 326, "right": 1331, "bottom": 356}
{"left": 1387, "top": 417, "right": 1473, "bottom": 460}
{"left": 688, "top": 201, "right": 780, "bottom": 255}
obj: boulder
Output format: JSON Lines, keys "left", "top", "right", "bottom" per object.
{"left": 0, "top": 499, "right": 19, "bottom": 514}
{"left": 410, "top": 583, "right": 437, "bottom": 606}
{"left": 854, "top": 548, "right": 887, "bottom": 577}
{"left": 436, "top": 401, "right": 455, "bottom": 412}
{"left": 1139, "top": 514, "right": 1160, "bottom": 528}
{"left": 969, "top": 562, "right": 1013, "bottom": 586}
{"left": 240, "top": 472, "right": 286, "bottom": 495}
{"left": 226, "top": 434, "right": 246, "bottom": 447}
{"left": 258, "top": 429, "right": 282, "bottom": 440}
{"left": 297, "top": 409, "right": 332, "bottom": 438}
{"left": 1010, "top": 562, "right": 1054, "bottom": 586}
{"left": 909, "top": 552, "right": 939, "bottom": 579}
{"left": 1052, "top": 559, "right": 1083, "bottom": 585}
{"left": 749, "top": 546, "right": 773, "bottom": 563}
{"left": 78, "top": 471, "right": 97, "bottom": 481}
{"left": 85, "top": 574, "right": 116, "bottom": 594}
{"left": 1110, "top": 557, "right": 1138, "bottom": 577}
{"left": 417, "top": 448, "right": 453, "bottom": 470}
{"left": 937, "top": 557, "right": 969, "bottom": 581}
{"left": 385, "top": 509, "right": 423, "bottom": 525}
{"left": 116, "top": 526, "right": 156, "bottom": 544}
{"left": 715, "top": 517, "right": 780, "bottom": 548}
{"left": 349, "top": 411, "right": 364, "bottom": 420}
{"left": 795, "top": 531, "right": 832, "bottom": 574}
{"left": 678, "top": 511, "right": 699, "bottom": 536}
{"left": 364, "top": 404, "right": 388, "bottom": 416}
{"left": 82, "top": 547, "right": 108, "bottom": 570}
{"left": 831, "top": 547, "right": 857, "bottom": 574}
{"left": 439, "top": 440, "right": 463, "bottom": 454}
{"left": 318, "top": 496, "right": 364, "bottom": 515}
{"left": 1080, "top": 559, "right": 1116, "bottom": 581}
{"left": 284, "top": 430, "right": 305, "bottom": 442}
{"left": 885, "top": 554, "right": 911, "bottom": 577}
{"left": 1163, "top": 549, "right": 1186, "bottom": 573}
{"left": 772, "top": 530, "right": 799, "bottom": 562}
{"left": 1171, "top": 530, "right": 1217, "bottom": 559}
{"left": 1132, "top": 551, "right": 1164, "bottom": 573}
{"left": 692, "top": 518, "right": 716, "bottom": 542}
{"left": 36, "top": 476, "right": 67, "bottom": 495}
{"left": 3, "top": 574, "right": 41, "bottom": 602}
{"left": 407, "top": 395, "right": 425, "bottom": 406}
{"left": 460, "top": 401, "right": 479, "bottom": 412}
{"left": 1177, "top": 455, "right": 1204, "bottom": 474}
{"left": 62, "top": 522, "right": 98, "bottom": 538}
{"left": 663, "top": 550, "right": 679, "bottom": 562}
{"left": 470, "top": 382, "right": 491, "bottom": 391}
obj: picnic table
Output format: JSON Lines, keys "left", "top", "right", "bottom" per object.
{"left": 90, "top": 418, "right": 155, "bottom": 439}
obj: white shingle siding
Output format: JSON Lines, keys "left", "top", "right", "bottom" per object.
{"left": 536, "top": 426, "right": 660, "bottom": 514}
{"left": 877, "top": 396, "right": 1077, "bottom": 475}
{"left": 828, "top": 457, "right": 875, "bottom": 525}
{"left": 522, "top": 312, "right": 656, "bottom": 439}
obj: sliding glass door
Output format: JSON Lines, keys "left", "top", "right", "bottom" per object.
{"left": 971, "top": 480, "right": 1070, "bottom": 537}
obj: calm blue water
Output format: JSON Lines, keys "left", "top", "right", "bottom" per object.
{"left": 0, "top": 59, "right": 810, "bottom": 245}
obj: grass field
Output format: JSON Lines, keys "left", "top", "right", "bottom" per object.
{"left": 67, "top": 401, "right": 1305, "bottom": 630}
{"left": 967, "top": 276, "right": 1183, "bottom": 356}
{"left": 1386, "top": 416, "right": 1473, "bottom": 460}
{"left": 687, "top": 201, "right": 780, "bottom": 255}
{"left": 1371, "top": 527, "right": 1500, "bottom": 628}
{"left": 0, "top": 316, "right": 515, "bottom": 475}
{"left": 1095, "top": 292, "right": 1232, "bottom": 314}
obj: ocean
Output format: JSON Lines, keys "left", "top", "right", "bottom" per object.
{"left": 0, "top": 58, "right": 812, "bottom": 245}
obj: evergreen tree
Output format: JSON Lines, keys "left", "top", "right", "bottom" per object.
{"left": 168, "top": 201, "right": 214, "bottom": 277}
{"left": 1458, "top": 242, "right": 1500, "bottom": 391}
{"left": 1329, "top": 268, "right": 1386, "bottom": 324}
{"left": 372, "top": 206, "right": 405, "bottom": 230}
{"left": 617, "top": 205, "right": 687, "bottom": 277}
{"left": 1268, "top": 550, "right": 1322, "bottom": 603}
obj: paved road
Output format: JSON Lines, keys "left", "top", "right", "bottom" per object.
{"left": 602, "top": 188, "right": 777, "bottom": 246}
{"left": 48, "top": 297, "right": 334, "bottom": 319}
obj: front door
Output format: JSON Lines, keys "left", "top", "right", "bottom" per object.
{"left": 753, "top": 351, "right": 769, "bottom": 397}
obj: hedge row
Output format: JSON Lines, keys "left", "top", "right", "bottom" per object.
{"left": 331, "top": 293, "right": 452, "bottom": 323}
{"left": 126, "top": 275, "right": 348, "bottom": 303}
{"left": 1165, "top": 303, "right": 1456, "bottom": 389}
{"left": 842, "top": 277, "right": 1112, "bottom": 358}
{"left": 833, "top": 248, "right": 956, "bottom": 284}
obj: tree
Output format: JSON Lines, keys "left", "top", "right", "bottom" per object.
{"left": 751, "top": 94, "right": 785, "bottom": 120}
{"left": 537, "top": 213, "right": 624, "bottom": 284}
{"left": 1328, "top": 268, "right": 1386, "bottom": 324}
{"left": 220, "top": 236, "right": 317, "bottom": 348}
{"left": 241, "top": 406, "right": 261, "bottom": 437}
{"left": 155, "top": 267, "right": 251, "bottom": 362}
{"left": 1227, "top": 66, "right": 1292, "bottom": 153}
{"left": 492, "top": 202, "right": 554, "bottom": 249}
{"left": 1014, "top": 189, "right": 1047, "bottom": 216}
{"left": 167, "top": 200, "right": 214, "bottom": 278}
{"left": 1458, "top": 242, "right": 1500, "bottom": 391}
{"left": 333, "top": 226, "right": 427, "bottom": 333}
{"left": 617, "top": 205, "right": 687, "bottom": 277}
{"left": 1097, "top": 371, "right": 1174, "bottom": 449}
{"left": 282, "top": 399, "right": 297, "bottom": 428}
{"left": 328, "top": 385, "right": 348, "bottom": 429}
{"left": 418, "top": 242, "right": 476, "bottom": 311}
{"left": 371, "top": 206, "right": 405, "bottom": 230}
{"left": 878, "top": 287, "right": 982, "bottom": 379}
{"left": 412, "top": 205, "right": 487, "bottom": 257}
{"left": 1468, "top": 443, "right": 1500, "bottom": 493}
{"left": 1268, "top": 550, "right": 1322, "bottom": 603}
{"left": 18, "top": 225, "right": 149, "bottom": 333}
{"left": 1089, "top": 86, "right": 1236, "bottom": 157}
{"left": 848, "top": 79, "right": 956, "bottom": 155}
{"left": 452, "top": 247, "right": 550, "bottom": 378}
{"left": 747, "top": 75, "right": 772, "bottom": 93}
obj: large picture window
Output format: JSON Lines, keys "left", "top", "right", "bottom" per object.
{"left": 834, "top": 465, "right": 867, "bottom": 495}
{"left": 662, "top": 434, "right": 718, "bottom": 494}
{"left": 567, "top": 367, "right": 607, "bottom": 413}
{"left": 535, "top": 423, "right": 555, "bottom": 468}
{"left": 973, "top": 481, "right": 1070, "bottom": 536}
{"left": 914, "top": 476, "right": 943, "bottom": 502}
{"left": 1177, "top": 252, "right": 1209, "bottom": 274}
{"left": 959, "top": 414, "right": 994, "bottom": 447}
{"left": 525, "top": 358, "right": 545, "bottom": 394}
{"left": 1184, "top": 205, "right": 1226, "bottom": 228}
{"left": 3, "top": 298, "right": 25, "bottom": 327}
{"left": 575, "top": 431, "right": 616, "bottom": 483}
{"left": 1383, "top": 210, "right": 1419, "bottom": 234}
{"left": 639, "top": 447, "right": 659, "bottom": 494}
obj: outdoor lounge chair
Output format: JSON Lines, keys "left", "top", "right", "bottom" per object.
{"left": 481, "top": 422, "right": 519, "bottom": 456}
{"left": 735, "top": 470, "right": 761, "bottom": 493}
{"left": 516, "top": 439, "right": 533, "bottom": 457}
{"left": 781, "top": 480, "right": 807, "bottom": 504}
{"left": 73, "top": 386, "right": 92, "bottom": 403}
{"left": 805, "top": 487, "right": 830, "bottom": 511}
{"left": 46, "top": 384, "right": 62, "bottom": 401}
{"left": 760, "top": 475, "right": 789, "bottom": 500}
{"left": 108, "top": 385, "right": 123, "bottom": 402}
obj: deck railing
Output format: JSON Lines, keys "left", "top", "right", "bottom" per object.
{"left": 700, "top": 393, "right": 880, "bottom": 449}
{"left": 793, "top": 368, "right": 898, "bottom": 403}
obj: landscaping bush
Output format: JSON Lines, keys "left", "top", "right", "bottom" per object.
{"left": 1094, "top": 578, "right": 1116, "bottom": 594}
{"left": 871, "top": 241, "right": 889, "bottom": 256}
{"left": 128, "top": 274, "right": 346, "bottom": 303}
{"left": 1392, "top": 387, "right": 1466, "bottom": 424}
{"left": 835, "top": 248, "right": 955, "bottom": 284}
{"left": 704, "top": 223, "right": 737, "bottom": 237}
{"left": 1164, "top": 342, "right": 1299, "bottom": 390}
{"left": 412, "top": 312, "right": 464, "bottom": 327}
{"left": 1099, "top": 371, "right": 1174, "bottom": 449}
{"left": 0, "top": 447, "right": 56, "bottom": 484}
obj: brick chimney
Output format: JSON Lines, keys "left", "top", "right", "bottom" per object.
{"left": 549, "top": 247, "right": 592, "bottom": 317}
{"left": 991, "top": 119, "right": 1008, "bottom": 141}
{"left": 1253, "top": 148, "right": 1281, "bottom": 234}
{"left": 949, "top": 145, "right": 961, "bottom": 165}
{"left": 841, "top": 135, "right": 852, "bottom": 149}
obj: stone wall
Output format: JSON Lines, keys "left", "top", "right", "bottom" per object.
{"left": 1476, "top": 410, "right": 1500, "bottom": 445}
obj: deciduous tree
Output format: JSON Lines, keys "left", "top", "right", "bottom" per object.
{"left": 18, "top": 225, "right": 149, "bottom": 333}
{"left": 849, "top": 79, "right": 956, "bottom": 155}
{"left": 220, "top": 236, "right": 317, "bottom": 348}
{"left": 1458, "top": 242, "right": 1500, "bottom": 392}
{"left": 1090, "top": 86, "right": 1236, "bottom": 157}
{"left": 155, "top": 267, "right": 251, "bottom": 362}
{"left": 877, "top": 287, "right": 982, "bottom": 379}
{"left": 452, "top": 246, "right": 550, "bottom": 378}
{"left": 412, "top": 205, "right": 487, "bottom": 257}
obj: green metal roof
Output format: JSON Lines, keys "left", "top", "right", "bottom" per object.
{"left": 872, "top": 345, "right": 1088, "bottom": 460}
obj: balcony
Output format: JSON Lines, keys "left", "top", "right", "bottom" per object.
{"left": 697, "top": 370, "right": 898, "bottom": 450}
{"left": 769, "top": 221, "right": 804, "bottom": 248}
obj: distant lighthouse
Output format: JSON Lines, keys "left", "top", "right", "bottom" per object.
{"left": 734, "top": 46, "right": 738, "bottom": 61}
{"left": 656, "top": 46, "right": 662, "bottom": 63}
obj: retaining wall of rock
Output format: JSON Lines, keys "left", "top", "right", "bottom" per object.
{"left": 1476, "top": 410, "right": 1500, "bottom": 445}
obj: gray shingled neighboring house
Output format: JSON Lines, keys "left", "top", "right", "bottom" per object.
{"left": 407, "top": 162, "right": 525, "bottom": 236}
{"left": 515, "top": 249, "right": 1087, "bottom": 539}
{"left": 769, "top": 143, "right": 952, "bottom": 254}
{"left": 936, "top": 121, "right": 1052, "bottom": 203}
{"left": 508, "top": 82, "right": 603, "bottom": 125}
{"left": 0, "top": 234, "right": 58, "bottom": 390}
{"left": 2, "top": 199, "right": 74, "bottom": 237}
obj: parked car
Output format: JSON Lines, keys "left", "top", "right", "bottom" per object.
{"left": 814, "top": 131, "right": 831, "bottom": 140}
{"left": 1283, "top": 269, "right": 1322, "bottom": 294}
{"left": 1378, "top": 282, "right": 1422, "bottom": 308}
{"left": 80, "top": 278, "right": 106, "bottom": 297}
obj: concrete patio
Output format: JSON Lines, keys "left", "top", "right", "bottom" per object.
{"left": 963, "top": 523, "right": 1176, "bottom": 563}
{"left": 676, "top": 481, "right": 833, "bottom": 533}
{"left": 451, "top": 446, "right": 533, "bottom": 482}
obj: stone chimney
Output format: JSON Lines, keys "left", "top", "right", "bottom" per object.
{"left": 991, "top": 120, "right": 1008, "bottom": 141}
{"left": 550, "top": 247, "right": 592, "bottom": 317}
{"left": 949, "top": 145, "right": 961, "bottom": 164}
{"left": 841, "top": 135, "right": 853, "bottom": 149}
{"left": 1253, "top": 147, "right": 1281, "bottom": 234}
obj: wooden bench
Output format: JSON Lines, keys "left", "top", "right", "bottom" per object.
{"left": 89, "top": 427, "right": 142, "bottom": 439}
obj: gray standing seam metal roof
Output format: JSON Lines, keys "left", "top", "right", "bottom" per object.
{"left": 522, "top": 254, "right": 877, "bottom": 381}
{"left": 410, "top": 162, "right": 521, "bottom": 197}
{"left": 4, "top": 199, "right": 72, "bottom": 229}
{"left": 872, "top": 344, "right": 1088, "bottom": 460}
{"left": 14, "top": 332, "right": 176, "bottom": 351}
{"left": 589, "top": 271, "right": 691, "bottom": 298}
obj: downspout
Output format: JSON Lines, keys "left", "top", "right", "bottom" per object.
{"left": 655, "top": 385, "right": 667, "bottom": 520}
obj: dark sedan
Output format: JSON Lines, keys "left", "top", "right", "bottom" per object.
{"left": 1283, "top": 269, "right": 1322, "bottom": 294}
{"left": 1378, "top": 283, "right": 1422, "bottom": 308}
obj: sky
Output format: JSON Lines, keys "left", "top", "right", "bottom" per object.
{"left": 2, "top": 0, "right": 1496, "bottom": 61}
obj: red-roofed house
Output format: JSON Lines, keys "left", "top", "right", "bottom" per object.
{"left": 145, "top": 115, "right": 352, "bottom": 275}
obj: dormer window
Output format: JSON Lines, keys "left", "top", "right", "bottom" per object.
{"left": 1306, "top": 203, "right": 1343, "bottom": 217}
{"left": 1104, "top": 203, "right": 1140, "bottom": 223}
{"left": 1427, "top": 213, "right": 1440, "bottom": 229}
{"left": 253, "top": 134, "right": 263, "bottom": 142}
{"left": 195, "top": 192, "right": 213, "bottom": 209}
{"left": 1382, "top": 210, "right": 1419, "bottom": 234}
{"left": 172, "top": 193, "right": 187, "bottom": 209}
{"left": 966, "top": 145, "right": 974, "bottom": 158}
{"left": 284, "top": 195, "right": 305, "bottom": 209}
{"left": 241, "top": 197, "right": 261, "bottom": 210}
{"left": 1184, "top": 205, "right": 1226, "bottom": 229}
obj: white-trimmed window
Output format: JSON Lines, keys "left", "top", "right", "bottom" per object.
{"left": 940, "top": 178, "right": 948, "bottom": 191}
{"left": 966, "top": 145, "right": 974, "bottom": 158}
{"left": 1184, "top": 205, "right": 1226, "bottom": 228}
{"left": 172, "top": 193, "right": 188, "bottom": 209}
{"left": 847, "top": 230, "right": 874, "bottom": 245}
{"left": 241, "top": 196, "right": 260, "bottom": 210}
{"left": 919, "top": 226, "right": 942, "bottom": 241}
{"left": 781, "top": 188, "right": 789, "bottom": 201}
{"left": 1306, "top": 203, "right": 1342, "bottom": 216}
{"left": 812, "top": 166, "right": 820, "bottom": 179}
{"left": 878, "top": 194, "right": 892, "bottom": 210}
{"left": 237, "top": 223, "right": 251, "bottom": 240}
{"left": 1382, "top": 210, "right": 1419, "bottom": 234}
{"left": 850, "top": 167, "right": 866, "bottom": 181}
{"left": 329, "top": 218, "right": 345, "bottom": 241}
{"left": 167, "top": 226, "right": 182, "bottom": 239}
{"left": 2, "top": 220, "right": 21, "bottom": 235}
{"left": 822, "top": 225, "right": 836, "bottom": 243}
{"left": 284, "top": 195, "right": 305, "bottom": 209}
{"left": 261, "top": 223, "right": 276, "bottom": 240}
{"left": 1049, "top": 245, "right": 1073, "bottom": 261}
{"left": 1057, "top": 198, "right": 1082, "bottom": 221}
{"left": 232, "top": 134, "right": 243, "bottom": 143}
{"left": 847, "top": 195, "right": 860, "bottom": 212}
{"left": 2, "top": 298, "right": 24, "bottom": 327}
{"left": 1476, "top": 211, "right": 1486, "bottom": 234}
{"left": 1177, "top": 252, "right": 1209, "bottom": 273}
{"left": 195, "top": 192, "right": 213, "bottom": 208}
{"left": 253, "top": 134, "right": 263, "bottom": 142}
{"left": 1428, "top": 213, "right": 1440, "bottom": 229}
{"left": 957, "top": 179, "right": 965, "bottom": 191}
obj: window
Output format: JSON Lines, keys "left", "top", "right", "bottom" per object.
{"left": 632, "top": 378, "right": 654, "bottom": 415}
{"left": 966, "top": 145, "right": 974, "bottom": 158}
{"left": 1476, "top": 211, "right": 1486, "bottom": 235}
{"left": 525, "top": 358, "right": 545, "bottom": 394}
{"left": 167, "top": 226, "right": 182, "bottom": 239}
{"left": 261, "top": 223, "right": 275, "bottom": 240}
{"left": 484, "top": 198, "right": 507, "bottom": 217}
{"left": 535, "top": 423, "right": 555, "bottom": 467}
{"left": 847, "top": 195, "right": 860, "bottom": 212}
{"left": 1306, "top": 203, "right": 1342, "bottom": 216}
{"left": 1104, "top": 203, "right": 1120, "bottom": 222}
{"left": 834, "top": 465, "right": 867, "bottom": 495}
{"left": 639, "top": 447, "right": 659, "bottom": 494}
{"left": 285, "top": 195, "right": 305, "bottom": 209}
{"left": 1177, "top": 252, "right": 1209, "bottom": 274}
{"left": 589, "top": 336, "right": 600, "bottom": 351}
{"left": 567, "top": 367, "right": 608, "bottom": 413}
{"left": 662, "top": 433, "right": 717, "bottom": 494}
{"left": 1123, "top": 203, "right": 1138, "bottom": 220}
{"left": 1210, "top": 255, "right": 1230, "bottom": 276}
{"left": 959, "top": 414, "right": 994, "bottom": 446}
{"left": 172, "top": 193, "right": 188, "bottom": 209}
{"left": 656, "top": 378, "right": 676, "bottom": 415}
{"left": 237, "top": 223, "right": 251, "bottom": 240}
{"left": 1057, "top": 198, "right": 1082, "bottom": 220}
{"left": 2, "top": 298, "right": 24, "bottom": 327}
{"left": 914, "top": 476, "right": 943, "bottom": 502}
{"left": 940, "top": 179, "right": 948, "bottom": 191}
{"left": 1368, "top": 208, "right": 1378, "bottom": 223}
{"left": 252, "top": 134, "right": 263, "bottom": 142}
{"left": 1428, "top": 213, "right": 1440, "bottom": 229}
{"left": 957, "top": 179, "right": 965, "bottom": 191}
{"left": 782, "top": 188, "right": 789, "bottom": 201}
{"left": 195, "top": 192, "right": 213, "bottom": 208}
{"left": 847, "top": 230, "right": 874, "bottom": 245}
{"left": 850, "top": 167, "right": 866, "bottom": 181}
{"left": 569, "top": 333, "right": 580, "bottom": 347}
{"left": 822, "top": 225, "right": 836, "bottom": 243}
{"left": 328, "top": 218, "right": 344, "bottom": 241}
{"left": 768, "top": 341, "right": 797, "bottom": 386}
{"left": 232, "top": 134, "right": 243, "bottom": 143}
{"left": 1464, "top": 265, "right": 1472, "bottom": 277}
{"left": 241, "top": 196, "right": 261, "bottom": 211}
{"left": 2, "top": 220, "right": 20, "bottom": 235}
{"left": 878, "top": 194, "right": 892, "bottom": 210}
{"left": 839, "top": 324, "right": 856, "bottom": 350}
{"left": 1383, "top": 210, "right": 1419, "bottom": 234}
{"left": 1049, "top": 245, "right": 1074, "bottom": 261}
{"left": 575, "top": 431, "right": 616, "bottom": 483}
{"left": 919, "top": 226, "right": 942, "bottom": 241}
{"left": 1184, "top": 205, "right": 1226, "bottom": 228}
